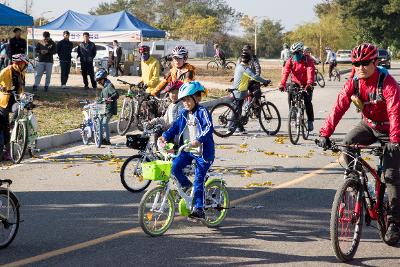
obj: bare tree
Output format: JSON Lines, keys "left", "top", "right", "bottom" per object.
{"left": 24, "top": 0, "right": 33, "bottom": 15}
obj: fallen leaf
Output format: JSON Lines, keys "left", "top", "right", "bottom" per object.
{"left": 264, "top": 151, "right": 275, "bottom": 156}
{"left": 216, "top": 145, "right": 233, "bottom": 150}
{"left": 75, "top": 173, "right": 81, "bottom": 176}
{"left": 244, "top": 181, "right": 273, "bottom": 188}
{"left": 239, "top": 143, "right": 248, "bottom": 149}
{"left": 241, "top": 169, "right": 254, "bottom": 177}
{"left": 236, "top": 149, "right": 248, "bottom": 154}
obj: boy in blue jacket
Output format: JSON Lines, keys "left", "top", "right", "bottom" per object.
{"left": 159, "top": 81, "right": 214, "bottom": 219}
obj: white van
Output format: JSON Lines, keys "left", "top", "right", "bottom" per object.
{"left": 142, "top": 40, "right": 205, "bottom": 58}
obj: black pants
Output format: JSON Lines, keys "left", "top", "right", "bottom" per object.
{"left": 0, "top": 109, "right": 10, "bottom": 149}
{"left": 288, "top": 89, "right": 314, "bottom": 122}
{"left": 81, "top": 61, "right": 97, "bottom": 88}
{"left": 60, "top": 61, "right": 71, "bottom": 86}
{"left": 343, "top": 120, "right": 400, "bottom": 222}
{"left": 114, "top": 59, "right": 123, "bottom": 76}
{"left": 248, "top": 81, "right": 262, "bottom": 106}
{"left": 328, "top": 61, "right": 337, "bottom": 79}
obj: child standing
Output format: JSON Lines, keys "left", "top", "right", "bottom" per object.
{"left": 159, "top": 81, "right": 214, "bottom": 219}
{"left": 95, "top": 69, "right": 119, "bottom": 145}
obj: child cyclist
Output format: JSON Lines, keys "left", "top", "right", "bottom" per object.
{"left": 158, "top": 81, "right": 214, "bottom": 219}
{"left": 95, "top": 69, "right": 119, "bottom": 145}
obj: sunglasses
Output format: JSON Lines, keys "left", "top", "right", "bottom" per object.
{"left": 352, "top": 60, "right": 373, "bottom": 67}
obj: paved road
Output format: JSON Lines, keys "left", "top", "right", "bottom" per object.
{"left": 1, "top": 65, "right": 400, "bottom": 266}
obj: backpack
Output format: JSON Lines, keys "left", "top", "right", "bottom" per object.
{"left": 353, "top": 67, "right": 387, "bottom": 102}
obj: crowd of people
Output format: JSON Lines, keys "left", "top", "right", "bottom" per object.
{"left": 0, "top": 30, "right": 399, "bottom": 240}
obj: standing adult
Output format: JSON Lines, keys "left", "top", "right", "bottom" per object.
{"left": 57, "top": 31, "right": 73, "bottom": 89}
{"left": 112, "top": 40, "right": 123, "bottom": 77}
{"left": 33, "top": 31, "right": 56, "bottom": 92}
{"left": 8, "top": 28, "right": 27, "bottom": 58}
{"left": 77, "top": 32, "right": 97, "bottom": 89}
{"left": 325, "top": 46, "right": 337, "bottom": 81}
{"left": 281, "top": 43, "right": 291, "bottom": 67}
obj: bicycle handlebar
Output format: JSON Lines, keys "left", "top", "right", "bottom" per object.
{"left": 157, "top": 141, "right": 192, "bottom": 160}
{"left": 314, "top": 139, "right": 384, "bottom": 154}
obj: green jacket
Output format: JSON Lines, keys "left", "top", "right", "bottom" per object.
{"left": 98, "top": 80, "right": 119, "bottom": 115}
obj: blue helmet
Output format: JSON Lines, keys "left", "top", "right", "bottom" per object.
{"left": 95, "top": 69, "right": 108, "bottom": 81}
{"left": 177, "top": 81, "right": 206, "bottom": 102}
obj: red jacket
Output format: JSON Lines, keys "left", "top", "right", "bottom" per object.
{"left": 280, "top": 55, "right": 315, "bottom": 88}
{"left": 320, "top": 68, "right": 400, "bottom": 143}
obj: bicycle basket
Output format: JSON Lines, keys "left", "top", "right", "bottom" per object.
{"left": 97, "top": 103, "right": 107, "bottom": 115}
{"left": 126, "top": 134, "right": 149, "bottom": 150}
{"left": 141, "top": 160, "right": 172, "bottom": 181}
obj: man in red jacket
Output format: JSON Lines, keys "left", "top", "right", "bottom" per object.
{"left": 279, "top": 41, "right": 315, "bottom": 131}
{"left": 319, "top": 43, "right": 400, "bottom": 245}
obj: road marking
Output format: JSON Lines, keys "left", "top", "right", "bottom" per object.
{"left": 3, "top": 161, "right": 338, "bottom": 267}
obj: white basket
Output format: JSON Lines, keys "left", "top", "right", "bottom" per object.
{"left": 96, "top": 103, "right": 106, "bottom": 115}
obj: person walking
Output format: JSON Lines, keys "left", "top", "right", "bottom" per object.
{"left": 33, "top": 31, "right": 56, "bottom": 92}
{"left": 8, "top": 28, "right": 27, "bottom": 58}
{"left": 77, "top": 32, "right": 97, "bottom": 89}
{"left": 112, "top": 40, "right": 123, "bottom": 77}
{"left": 57, "top": 31, "right": 73, "bottom": 89}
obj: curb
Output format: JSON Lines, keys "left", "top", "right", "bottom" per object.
{"left": 36, "top": 97, "right": 228, "bottom": 151}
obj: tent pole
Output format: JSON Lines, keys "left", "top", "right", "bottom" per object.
{"left": 32, "top": 25, "right": 36, "bottom": 65}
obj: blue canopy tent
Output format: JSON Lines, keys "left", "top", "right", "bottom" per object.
{"left": 0, "top": 3, "right": 33, "bottom": 26}
{"left": 28, "top": 10, "right": 165, "bottom": 42}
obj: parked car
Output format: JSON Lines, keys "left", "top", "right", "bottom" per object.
{"left": 71, "top": 43, "right": 113, "bottom": 69}
{"left": 377, "top": 49, "right": 391, "bottom": 69}
{"left": 336, "top": 49, "right": 352, "bottom": 63}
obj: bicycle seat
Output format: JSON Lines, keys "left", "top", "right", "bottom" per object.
{"left": 0, "top": 179, "right": 12, "bottom": 185}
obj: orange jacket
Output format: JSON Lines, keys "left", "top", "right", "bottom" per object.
{"left": 151, "top": 63, "right": 196, "bottom": 96}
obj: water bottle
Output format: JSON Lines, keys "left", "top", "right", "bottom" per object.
{"left": 367, "top": 182, "right": 376, "bottom": 200}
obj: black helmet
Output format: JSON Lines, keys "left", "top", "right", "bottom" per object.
{"left": 240, "top": 51, "right": 251, "bottom": 63}
{"left": 242, "top": 44, "right": 252, "bottom": 52}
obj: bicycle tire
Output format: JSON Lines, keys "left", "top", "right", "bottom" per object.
{"left": 301, "top": 110, "right": 309, "bottom": 140}
{"left": 139, "top": 186, "right": 175, "bottom": 237}
{"left": 120, "top": 154, "right": 151, "bottom": 193}
{"left": 0, "top": 189, "right": 20, "bottom": 249}
{"left": 288, "top": 106, "right": 300, "bottom": 145}
{"left": 10, "top": 121, "right": 27, "bottom": 164}
{"left": 377, "top": 194, "right": 394, "bottom": 245}
{"left": 330, "top": 178, "right": 363, "bottom": 262}
{"left": 316, "top": 70, "right": 325, "bottom": 88}
{"left": 259, "top": 102, "right": 281, "bottom": 136}
{"left": 207, "top": 60, "right": 219, "bottom": 74}
{"left": 224, "top": 61, "right": 236, "bottom": 71}
{"left": 136, "top": 100, "right": 149, "bottom": 131}
{"left": 210, "top": 103, "right": 237, "bottom": 138}
{"left": 81, "top": 121, "right": 90, "bottom": 145}
{"left": 94, "top": 117, "right": 102, "bottom": 148}
{"left": 117, "top": 99, "right": 134, "bottom": 136}
{"left": 203, "top": 180, "right": 229, "bottom": 228}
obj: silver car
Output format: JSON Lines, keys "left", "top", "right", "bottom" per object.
{"left": 336, "top": 49, "right": 352, "bottom": 63}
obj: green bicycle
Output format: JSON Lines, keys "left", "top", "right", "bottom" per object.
{"left": 0, "top": 179, "right": 20, "bottom": 249}
{"left": 138, "top": 143, "right": 229, "bottom": 236}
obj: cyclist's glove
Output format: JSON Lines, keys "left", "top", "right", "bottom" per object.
{"left": 318, "top": 136, "right": 331, "bottom": 151}
{"left": 278, "top": 85, "right": 285, "bottom": 92}
{"left": 385, "top": 142, "right": 400, "bottom": 153}
{"left": 305, "top": 84, "right": 313, "bottom": 91}
{"left": 263, "top": 80, "right": 271, "bottom": 87}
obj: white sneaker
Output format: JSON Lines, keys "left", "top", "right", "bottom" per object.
{"left": 61, "top": 85, "right": 68, "bottom": 89}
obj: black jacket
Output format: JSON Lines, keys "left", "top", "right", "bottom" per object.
{"left": 77, "top": 41, "right": 97, "bottom": 62}
{"left": 111, "top": 46, "right": 122, "bottom": 62}
{"left": 35, "top": 39, "right": 57, "bottom": 63}
{"left": 57, "top": 39, "right": 73, "bottom": 62}
{"left": 8, "top": 37, "right": 27, "bottom": 57}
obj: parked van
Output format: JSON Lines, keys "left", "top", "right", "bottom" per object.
{"left": 142, "top": 40, "right": 205, "bottom": 58}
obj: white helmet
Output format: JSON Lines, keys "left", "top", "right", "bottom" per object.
{"left": 171, "top": 45, "right": 188, "bottom": 59}
{"left": 290, "top": 42, "right": 304, "bottom": 53}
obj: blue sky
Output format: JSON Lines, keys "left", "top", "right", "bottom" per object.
{"left": 9, "top": 0, "right": 321, "bottom": 31}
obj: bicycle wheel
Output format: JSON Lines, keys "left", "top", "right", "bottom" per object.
{"left": 117, "top": 99, "right": 134, "bottom": 136}
{"left": 139, "top": 186, "right": 175, "bottom": 237}
{"left": 136, "top": 100, "right": 149, "bottom": 131}
{"left": 330, "top": 178, "right": 363, "bottom": 262}
{"left": 120, "top": 154, "right": 151, "bottom": 193}
{"left": 81, "top": 121, "right": 90, "bottom": 145}
{"left": 316, "top": 71, "right": 325, "bottom": 88}
{"left": 93, "top": 117, "right": 102, "bottom": 148}
{"left": 0, "top": 189, "right": 20, "bottom": 249}
{"left": 203, "top": 180, "right": 229, "bottom": 228}
{"left": 259, "top": 102, "right": 281, "bottom": 136}
{"left": 207, "top": 60, "right": 219, "bottom": 74}
{"left": 10, "top": 121, "right": 27, "bottom": 164}
{"left": 210, "top": 103, "right": 237, "bottom": 138}
{"left": 377, "top": 192, "right": 393, "bottom": 245}
{"left": 224, "top": 61, "right": 236, "bottom": 71}
{"left": 288, "top": 106, "right": 300, "bottom": 145}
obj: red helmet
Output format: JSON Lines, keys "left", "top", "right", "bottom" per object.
{"left": 351, "top": 43, "right": 378, "bottom": 63}
{"left": 161, "top": 80, "right": 183, "bottom": 94}
{"left": 138, "top": 45, "right": 150, "bottom": 54}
